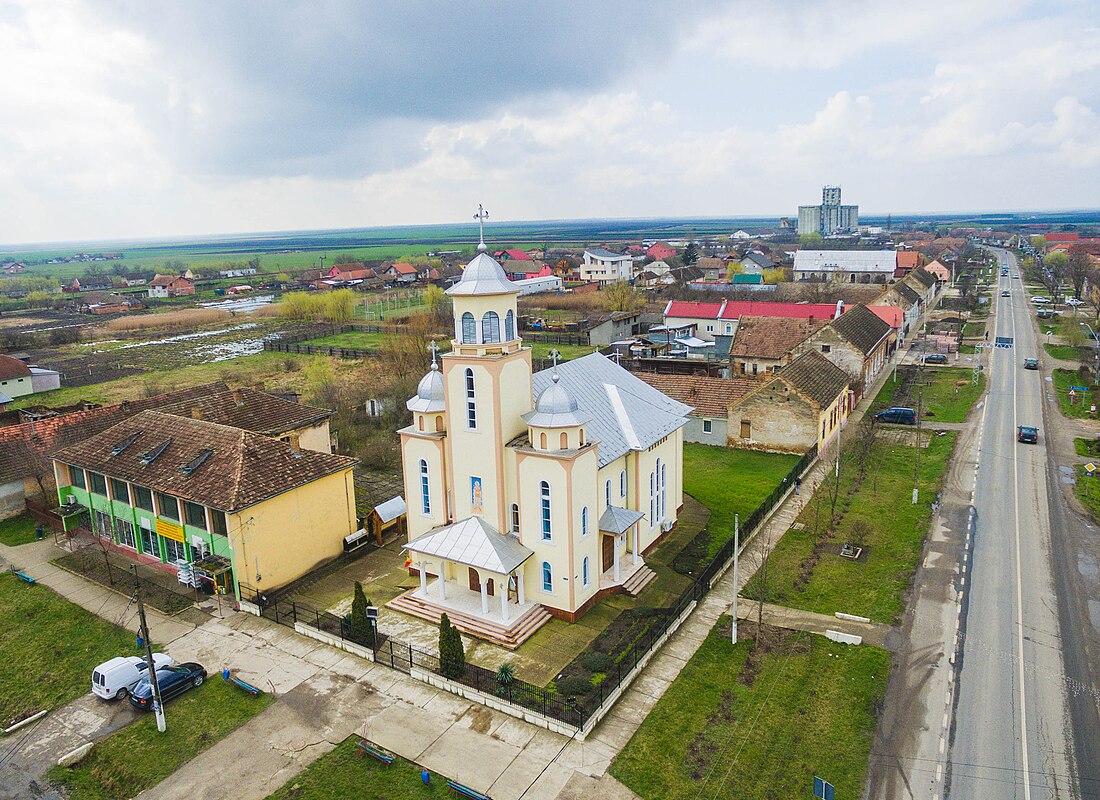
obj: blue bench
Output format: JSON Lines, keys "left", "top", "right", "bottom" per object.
{"left": 9, "top": 566, "right": 36, "bottom": 585}
{"left": 447, "top": 780, "right": 492, "bottom": 800}
{"left": 356, "top": 739, "right": 394, "bottom": 765}
{"left": 221, "top": 671, "right": 262, "bottom": 697}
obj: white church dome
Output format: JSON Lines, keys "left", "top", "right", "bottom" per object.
{"left": 522, "top": 374, "right": 590, "bottom": 428}
{"left": 407, "top": 361, "right": 446, "bottom": 413}
{"left": 445, "top": 252, "right": 520, "bottom": 297}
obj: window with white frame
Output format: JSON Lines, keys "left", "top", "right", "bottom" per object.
{"left": 419, "top": 459, "right": 431, "bottom": 515}
{"left": 581, "top": 506, "right": 589, "bottom": 536}
{"left": 660, "top": 460, "right": 667, "bottom": 520}
{"left": 481, "top": 311, "right": 500, "bottom": 343}
{"left": 583, "top": 556, "right": 590, "bottom": 587}
{"left": 138, "top": 520, "right": 157, "bottom": 557}
{"left": 116, "top": 519, "right": 136, "bottom": 549}
{"left": 542, "top": 561, "right": 552, "bottom": 592}
{"left": 465, "top": 369, "right": 477, "bottom": 429}
{"left": 649, "top": 472, "right": 655, "bottom": 523}
{"left": 461, "top": 312, "right": 476, "bottom": 343}
{"left": 511, "top": 503, "right": 520, "bottom": 533}
{"left": 703, "top": 419, "right": 713, "bottom": 434}
{"left": 540, "top": 481, "right": 551, "bottom": 540}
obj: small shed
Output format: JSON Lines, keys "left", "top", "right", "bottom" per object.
{"left": 367, "top": 496, "right": 406, "bottom": 545}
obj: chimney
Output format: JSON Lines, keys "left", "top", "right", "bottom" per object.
{"left": 232, "top": 388, "right": 244, "bottom": 407}
{"left": 190, "top": 406, "right": 203, "bottom": 420}
{"left": 835, "top": 300, "right": 844, "bottom": 319}
{"left": 288, "top": 435, "right": 301, "bottom": 455}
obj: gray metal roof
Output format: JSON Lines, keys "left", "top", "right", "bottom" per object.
{"left": 445, "top": 252, "right": 520, "bottom": 296}
{"left": 523, "top": 377, "right": 591, "bottom": 428}
{"left": 532, "top": 353, "right": 690, "bottom": 468}
{"left": 407, "top": 363, "right": 446, "bottom": 413}
{"left": 599, "top": 506, "right": 646, "bottom": 534}
{"left": 373, "top": 495, "right": 407, "bottom": 523}
{"left": 404, "top": 516, "right": 533, "bottom": 575}
{"left": 584, "top": 247, "right": 630, "bottom": 260}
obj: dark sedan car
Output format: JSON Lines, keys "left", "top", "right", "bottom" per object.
{"left": 1024, "top": 358, "right": 1039, "bottom": 370}
{"left": 923, "top": 353, "right": 948, "bottom": 365}
{"left": 1018, "top": 425, "right": 1038, "bottom": 444}
{"left": 876, "top": 407, "right": 917, "bottom": 424}
{"left": 129, "top": 662, "right": 207, "bottom": 710}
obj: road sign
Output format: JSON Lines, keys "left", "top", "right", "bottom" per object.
{"left": 1087, "top": 462, "right": 1097, "bottom": 475}
{"left": 814, "top": 776, "right": 835, "bottom": 800}
{"left": 1070, "top": 385, "right": 1090, "bottom": 392}
{"left": 995, "top": 336, "right": 1013, "bottom": 348}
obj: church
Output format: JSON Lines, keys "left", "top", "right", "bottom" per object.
{"left": 391, "top": 235, "right": 691, "bottom": 646}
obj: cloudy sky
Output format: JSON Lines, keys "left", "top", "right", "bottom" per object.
{"left": 1, "top": 0, "right": 1098, "bottom": 244}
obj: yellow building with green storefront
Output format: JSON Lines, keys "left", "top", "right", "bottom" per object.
{"left": 51, "top": 408, "right": 358, "bottom": 599}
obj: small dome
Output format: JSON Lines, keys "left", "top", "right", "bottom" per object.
{"left": 522, "top": 374, "right": 590, "bottom": 428}
{"left": 445, "top": 252, "right": 520, "bottom": 297}
{"left": 407, "top": 362, "right": 446, "bottom": 413}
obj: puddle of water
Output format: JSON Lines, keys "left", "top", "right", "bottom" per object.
{"left": 1079, "top": 552, "right": 1098, "bottom": 582}
{"left": 198, "top": 295, "right": 275, "bottom": 313}
{"left": 116, "top": 323, "right": 258, "bottom": 350}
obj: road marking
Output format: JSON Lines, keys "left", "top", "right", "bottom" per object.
{"left": 1007, "top": 265, "right": 1033, "bottom": 800}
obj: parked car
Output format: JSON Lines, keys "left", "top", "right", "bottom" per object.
{"left": 875, "top": 407, "right": 917, "bottom": 425}
{"left": 1001, "top": 290, "right": 1011, "bottom": 297}
{"left": 1067, "top": 298, "right": 1086, "bottom": 307}
{"left": 1017, "top": 425, "right": 1038, "bottom": 444}
{"left": 92, "top": 653, "right": 174, "bottom": 700}
{"left": 1013, "top": 273, "right": 1020, "bottom": 279}
{"left": 1031, "top": 297, "right": 1052, "bottom": 305}
{"left": 1023, "top": 358, "right": 1039, "bottom": 370}
{"left": 923, "top": 353, "right": 948, "bottom": 365}
{"left": 129, "top": 662, "right": 207, "bottom": 710}
{"left": 1037, "top": 308, "right": 1057, "bottom": 319}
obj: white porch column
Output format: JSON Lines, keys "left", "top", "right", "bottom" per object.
{"left": 632, "top": 527, "right": 640, "bottom": 566}
{"left": 438, "top": 560, "right": 447, "bottom": 601}
{"left": 517, "top": 571, "right": 526, "bottom": 605}
{"left": 418, "top": 562, "right": 427, "bottom": 595}
{"left": 613, "top": 534, "right": 621, "bottom": 583}
{"left": 500, "top": 579, "right": 510, "bottom": 623}
{"left": 479, "top": 578, "right": 489, "bottom": 615}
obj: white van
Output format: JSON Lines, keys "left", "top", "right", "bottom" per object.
{"left": 91, "top": 654, "right": 174, "bottom": 700}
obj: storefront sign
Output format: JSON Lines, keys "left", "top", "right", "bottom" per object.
{"left": 156, "top": 519, "right": 184, "bottom": 543}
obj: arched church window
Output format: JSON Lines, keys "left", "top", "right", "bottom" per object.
{"left": 505, "top": 310, "right": 515, "bottom": 340}
{"left": 542, "top": 561, "right": 552, "bottom": 592}
{"left": 481, "top": 311, "right": 500, "bottom": 343}
{"left": 540, "top": 432, "right": 547, "bottom": 449}
{"left": 511, "top": 503, "right": 520, "bottom": 533}
{"left": 540, "top": 481, "right": 552, "bottom": 540}
{"left": 419, "top": 460, "right": 430, "bottom": 515}
{"left": 560, "top": 432, "right": 568, "bottom": 449}
{"left": 461, "top": 312, "right": 476, "bottom": 343}
{"left": 465, "top": 368, "right": 477, "bottom": 430}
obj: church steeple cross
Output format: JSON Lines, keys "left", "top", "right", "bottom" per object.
{"left": 473, "top": 204, "right": 489, "bottom": 253}
{"left": 428, "top": 340, "right": 441, "bottom": 367}
{"left": 549, "top": 348, "right": 561, "bottom": 377}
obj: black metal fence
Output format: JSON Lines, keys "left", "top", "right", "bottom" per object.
{"left": 236, "top": 442, "right": 819, "bottom": 731}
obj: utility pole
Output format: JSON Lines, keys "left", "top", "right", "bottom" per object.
{"left": 912, "top": 383, "right": 923, "bottom": 505}
{"left": 731, "top": 513, "right": 739, "bottom": 644}
{"left": 133, "top": 565, "right": 166, "bottom": 733}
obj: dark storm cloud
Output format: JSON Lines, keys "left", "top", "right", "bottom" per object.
{"left": 98, "top": 1, "right": 716, "bottom": 177}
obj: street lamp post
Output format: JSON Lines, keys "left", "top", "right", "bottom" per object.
{"left": 1081, "top": 322, "right": 1100, "bottom": 379}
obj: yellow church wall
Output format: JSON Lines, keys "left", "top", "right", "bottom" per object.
{"left": 569, "top": 448, "right": 601, "bottom": 609}
{"left": 632, "top": 430, "right": 683, "bottom": 553}
{"left": 450, "top": 294, "right": 520, "bottom": 344}
{"left": 228, "top": 467, "right": 356, "bottom": 593}
{"left": 400, "top": 432, "right": 448, "bottom": 540}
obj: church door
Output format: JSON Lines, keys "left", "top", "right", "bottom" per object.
{"left": 602, "top": 535, "right": 615, "bottom": 572}
{"left": 468, "top": 567, "right": 494, "bottom": 595}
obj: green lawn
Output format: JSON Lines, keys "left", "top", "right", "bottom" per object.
{"left": 748, "top": 432, "right": 957, "bottom": 623}
{"left": 0, "top": 572, "right": 135, "bottom": 727}
{"left": 1053, "top": 368, "right": 1100, "bottom": 419}
{"left": 50, "top": 679, "right": 273, "bottom": 800}
{"left": 961, "top": 322, "right": 986, "bottom": 338}
{"left": 873, "top": 367, "right": 985, "bottom": 423}
{"left": 301, "top": 331, "right": 387, "bottom": 350}
{"left": 265, "top": 737, "right": 452, "bottom": 800}
{"left": 1045, "top": 343, "right": 1081, "bottom": 361}
{"left": 682, "top": 444, "right": 800, "bottom": 557}
{"left": 0, "top": 512, "right": 40, "bottom": 546}
{"left": 1075, "top": 438, "right": 1100, "bottom": 458}
{"left": 1074, "top": 466, "right": 1100, "bottom": 521}
{"left": 611, "top": 619, "right": 890, "bottom": 800}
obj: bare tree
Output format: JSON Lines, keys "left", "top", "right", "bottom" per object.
{"left": 1068, "top": 247, "right": 1092, "bottom": 300}
{"left": 853, "top": 412, "right": 881, "bottom": 484}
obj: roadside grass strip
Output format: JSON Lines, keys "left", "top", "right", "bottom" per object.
{"left": 0, "top": 572, "right": 135, "bottom": 728}
{"left": 611, "top": 618, "right": 889, "bottom": 800}
{"left": 747, "top": 432, "right": 958, "bottom": 624}
{"left": 1053, "top": 368, "right": 1100, "bottom": 419}
{"left": 873, "top": 367, "right": 985, "bottom": 423}
{"left": 265, "top": 736, "right": 453, "bottom": 800}
{"left": 49, "top": 679, "right": 273, "bottom": 800}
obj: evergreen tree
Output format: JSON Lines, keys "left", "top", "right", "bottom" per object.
{"left": 683, "top": 242, "right": 700, "bottom": 266}
{"left": 349, "top": 582, "right": 373, "bottom": 647}
{"left": 439, "top": 613, "right": 466, "bottom": 679}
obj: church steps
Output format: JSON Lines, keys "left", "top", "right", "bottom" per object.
{"left": 386, "top": 591, "right": 552, "bottom": 649}
{"left": 621, "top": 565, "right": 657, "bottom": 596}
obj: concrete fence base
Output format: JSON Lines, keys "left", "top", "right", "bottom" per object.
{"left": 237, "top": 600, "right": 261, "bottom": 617}
{"left": 293, "top": 622, "right": 375, "bottom": 662}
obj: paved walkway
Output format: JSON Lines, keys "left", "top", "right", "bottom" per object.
{"left": 734, "top": 600, "right": 895, "bottom": 649}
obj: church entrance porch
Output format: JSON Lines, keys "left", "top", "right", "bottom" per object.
{"left": 386, "top": 575, "right": 550, "bottom": 650}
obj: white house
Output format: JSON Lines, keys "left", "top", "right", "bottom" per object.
{"left": 581, "top": 248, "right": 633, "bottom": 283}
{"left": 793, "top": 250, "right": 897, "bottom": 284}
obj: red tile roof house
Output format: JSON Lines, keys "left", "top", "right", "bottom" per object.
{"left": 662, "top": 299, "right": 846, "bottom": 341}
{"left": 147, "top": 274, "right": 195, "bottom": 298}
{"left": 386, "top": 262, "right": 421, "bottom": 284}
{"left": 647, "top": 243, "right": 676, "bottom": 261}
{"left": 1045, "top": 232, "right": 1080, "bottom": 243}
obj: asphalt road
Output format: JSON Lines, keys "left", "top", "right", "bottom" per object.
{"left": 946, "top": 250, "right": 1076, "bottom": 798}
